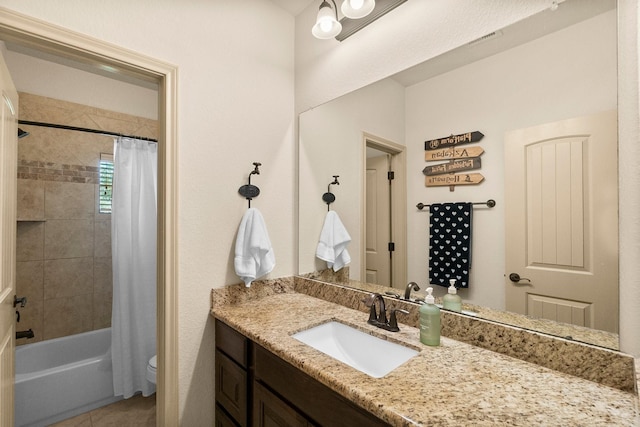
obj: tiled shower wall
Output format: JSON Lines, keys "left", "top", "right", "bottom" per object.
{"left": 16, "top": 92, "right": 157, "bottom": 345}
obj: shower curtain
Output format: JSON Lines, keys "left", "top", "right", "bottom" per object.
{"left": 111, "top": 137, "right": 157, "bottom": 398}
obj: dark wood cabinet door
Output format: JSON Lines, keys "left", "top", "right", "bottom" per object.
{"left": 216, "top": 320, "right": 248, "bottom": 368}
{"left": 216, "top": 349, "right": 248, "bottom": 427}
{"left": 253, "top": 381, "right": 312, "bottom": 427}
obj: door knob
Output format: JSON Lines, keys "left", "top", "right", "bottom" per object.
{"left": 508, "top": 273, "right": 531, "bottom": 283}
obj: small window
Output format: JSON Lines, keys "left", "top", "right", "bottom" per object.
{"left": 99, "top": 153, "right": 114, "bottom": 214}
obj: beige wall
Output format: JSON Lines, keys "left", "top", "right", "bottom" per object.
{"left": 3, "top": 49, "right": 158, "bottom": 120}
{"left": 15, "top": 93, "right": 157, "bottom": 344}
{"left": 616, "top": 0, "right": 640, "bottom": 356}
{"left": 0, "top": 1, "right": 296, "bottom": 424}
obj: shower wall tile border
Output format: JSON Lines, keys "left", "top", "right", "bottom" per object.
{"left": 18, "top": 160, "right": 99, "bottom": 184}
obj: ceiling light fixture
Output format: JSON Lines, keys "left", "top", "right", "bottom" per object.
{"left": 312, "top": 0, "right": 407, "bottom": 41}
{"left": 312, "top": 0, "right": 343, "bottom": 40}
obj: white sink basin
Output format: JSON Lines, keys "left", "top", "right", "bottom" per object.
{"left": 292, "top": 321, "right": 419, "bottom": 378}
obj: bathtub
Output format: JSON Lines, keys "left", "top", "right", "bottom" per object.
{"left": 15, "top": 328, "right": 122, "bottom": 427}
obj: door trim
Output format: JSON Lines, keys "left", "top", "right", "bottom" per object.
{"left": 361, "top": 132, "right": 406, "bottom": 289}
{"left": 0, "top": 8, "right": 179, "bottom": 425}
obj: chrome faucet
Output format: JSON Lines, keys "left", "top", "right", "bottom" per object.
{"left": 404, "top": 282, "right": 420, "bottom": 300}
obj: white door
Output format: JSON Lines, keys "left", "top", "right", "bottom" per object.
{"left": 0, "top": 51, "right": 18, "bottom": 426}
{"left": 505, "top": 110, "right": 618, "bottom": 333}
{"left": 365, "top": 154, "right": 391, "bottom": 285}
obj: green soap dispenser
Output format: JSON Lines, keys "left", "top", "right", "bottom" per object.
{"left": 442, "top": 279, "right": 462, "bottom": 313}
{"left": 419, "top": 287, "right": 440, "bottom": 346}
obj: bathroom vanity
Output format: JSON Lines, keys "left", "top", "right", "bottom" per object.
{"left": 211, "top": 278, "right": 639, "bottom": 426}
{"left": 215, "top": 319, "right": 388, "bottom": 426}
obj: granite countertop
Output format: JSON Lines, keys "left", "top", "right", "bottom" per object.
{"left": 211, "top": 285, "right": 638, "bottom": 426}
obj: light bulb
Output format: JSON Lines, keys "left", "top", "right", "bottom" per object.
{"left": 341, "top": 0, "right": 375, "bottom": 19}
{"left": 320, "top": 19, "right": 332, "bottom": 32}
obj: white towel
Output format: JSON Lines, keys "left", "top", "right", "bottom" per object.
{"left": 316, "top": 210, "right": 351, "bottom": 272}
{"left": 234, "top": 208, "right": 275, "bottom": 287}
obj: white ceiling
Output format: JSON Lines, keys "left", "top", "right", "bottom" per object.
{"left": 270, "top": 0, "right": 315, "bottom": 16}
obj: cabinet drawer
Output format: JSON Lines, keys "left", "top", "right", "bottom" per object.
{"left": 216, "top": 320, "right": 248, "bottom": 368}
{"left": 253, "top": 381, "right": 314, "bottom": 427}
{"left": 215, "top": 350, "right": 248, "bottom": 427}
{"left": 253, "top": 345, "right": 390, "bottom": 427}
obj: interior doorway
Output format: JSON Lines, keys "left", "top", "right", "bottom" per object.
{"left": 363, "top": 133, "right": 407, "bottom": 290}
{"left": 0, "top": 11, "right": 178, "bottom": 425}
{"left": 365, "top": 151, "right": 392, "bottom": 285}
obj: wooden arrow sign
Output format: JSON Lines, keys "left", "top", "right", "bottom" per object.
{"left": 423, "top": 157, "right": 481, "bottom": 176}
{"left": 425, "top": 131, "right": 484, "bottom": 151}
{"left": 425, "top": 173, "right": 484, "bottom": 187}
{"left": 425, "top": 146, "right": 484, "bottom": 162}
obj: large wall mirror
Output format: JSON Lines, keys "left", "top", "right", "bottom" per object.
{"left": 298, "top": 0, "right": 619, "bottom": 349}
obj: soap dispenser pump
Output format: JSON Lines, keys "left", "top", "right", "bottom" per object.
{"left": 419, "top": 287, "right": 440, "bottom": 346}
{"left": 442, "top": 279, "right": 462, "bottom": 313}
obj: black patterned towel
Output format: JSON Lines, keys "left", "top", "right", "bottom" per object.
{"left": 428, "top": 202, "right": 472, "bottom": 288}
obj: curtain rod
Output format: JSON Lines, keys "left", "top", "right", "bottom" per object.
{"left": 18, "top": 120, "right": 158, "bottom": 142}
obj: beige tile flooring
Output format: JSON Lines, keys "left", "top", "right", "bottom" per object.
{"left": 48, "top": 394, "right": 155, "bottom": 427}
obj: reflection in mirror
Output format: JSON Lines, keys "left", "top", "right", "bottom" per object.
{"left": 298, "top": 0, "right": 619, "bottom": 349}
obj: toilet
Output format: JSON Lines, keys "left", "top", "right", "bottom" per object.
{"left": 146, "top": 355, "right": 157, "bottom": 384}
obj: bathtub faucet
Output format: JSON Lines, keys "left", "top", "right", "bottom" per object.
{"left": 16, "top": 329, "right": 34, "bottom": 340}
{"left": 13, "top": 295, "right": 27, "bottom": 308}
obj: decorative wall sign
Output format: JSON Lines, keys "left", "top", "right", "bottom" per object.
{"left": 423, "top": 157, "right": 481, "bottom": 176}
{"left": 423, "top": 131, "right": 485, "bottom": 191}
{"left": 424, "top": 131, "right": 484, "bottom": 151}
{"left": 425, "top": 173, "right": 484, "bottom": 187}
{"left": 425, "top": 146, "right": 484, "bottom": 161}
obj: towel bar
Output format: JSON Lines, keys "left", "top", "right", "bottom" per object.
{"left": 416, "top": 199, "right": 496, "bottom": 211}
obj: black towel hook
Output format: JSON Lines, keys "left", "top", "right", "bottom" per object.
{"left": 238, "top": 162, "right": 262, "bottom": 208}
{"left": 322, "top": 175, "right": 340, "bottom": 211}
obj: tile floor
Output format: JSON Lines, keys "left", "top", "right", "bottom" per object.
{"left": 48, "top": 394, "right": 155, "bottom": 427}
